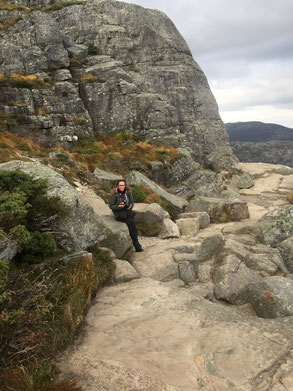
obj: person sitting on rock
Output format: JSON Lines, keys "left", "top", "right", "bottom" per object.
{"left": 110, "top": 179, "right": 143, "bottom": 252}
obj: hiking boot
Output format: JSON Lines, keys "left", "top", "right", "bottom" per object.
{"left": 134, "top": 241, "right": 143, "bottom": 252}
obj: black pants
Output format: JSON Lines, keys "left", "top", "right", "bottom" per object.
{"left": 115, "top": 210, "right": 139, "bottom": 246}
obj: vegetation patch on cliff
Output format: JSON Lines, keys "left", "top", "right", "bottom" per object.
{"left": 0, "top": 73, "right": 51, "bottom": 89}
{"left": 71, "top": 132, "right": 181, "bottom": 174}
{"left": 42, "top": 1, "right": 84, "bottom": 13}
{"left": 0, "top": 1, "right": 30, "bottom": 13}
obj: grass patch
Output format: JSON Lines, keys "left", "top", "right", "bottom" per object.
{"left": 0, "top": 15, "right": 22, "bottom": 30}
{"left": 72, "top": 116, "right": 86, "bottom": 126}
{"left": 70, "top": 132, "right": 181, "bottom": 174}
{"left": 0, "top": 73, "right": 51, "bottom": 89}
{"left": 0, "top": 246, "right": 114, "bottom": 390}
{"left": 0, "top": 131, "right": 44, "bottom": 162}
{"left": 0, "top": 112, "right": 27, "bottom": 132}
{"left": 69, "top": 58, "right": 83, "bottom": 68}
{"left": 42, "top": 1, "right": 84, "bottom": 12}
{"left": 0, "top": 1, "right": 30, "bottom": 12}
{"left": 77, "top": 74, "right": 104, "bottom": 84}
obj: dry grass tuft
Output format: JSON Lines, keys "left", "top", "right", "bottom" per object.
{"left": 286, "top": 192, "right": 293, "bottom": 204}
{"left": 0, "top": 15, "right": 22, "bottom": 30}
{"left": 0, "top": 1, "right": 30, "bottom": 12}
{"left": 69, "top": 132, "right": 181, "bottom": 175}
{"left": 0, "top": 73, "right": 51, "bottom": 89}
{"left": 37, "top": 106, "right": 47, "bottom": 115}
{"left": 0, "top": 130, "right": 42, "bottom": 155}
{"left": 78, "top": 74, "right": 104, "bottom": 84}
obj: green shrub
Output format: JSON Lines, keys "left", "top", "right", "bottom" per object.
{"left": 87, "top": 43, "right": 98, "bottom": 55}
{"left": 21, "top": 231, "right": 56, "bottom": 263}
{"left": 0, "top": 170, "right": 68, "bottom": 264}
{"left": 131, "top": 184, "right": 146, "bottom": 203}
{"left": 74, "top": 135, "right": 100, "bottom": 155}
{"left": 0, "top": 191, "right": 29, "bottom": 230}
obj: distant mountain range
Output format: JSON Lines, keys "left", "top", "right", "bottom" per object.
{"left": 226, "top": 121, "right": 293, "bottom": 167}
{"left": 226, "top": 121, "right": 293, "bottom": 142}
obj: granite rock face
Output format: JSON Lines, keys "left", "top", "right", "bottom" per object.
{"left": 0, "top": 0, "right": 235, "bottom": 170}
{"left": 257, "top": 205, "right": 293, "bottom": 247}
{"left": 247, "top": 276, "right": 293, "bottom": 318}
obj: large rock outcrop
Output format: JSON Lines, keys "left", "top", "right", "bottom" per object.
{"left": 0, "top": 160, "right": 129, "bottom": 254}
{"left": 0, "top": 0, "right": 235, "bottom": 171}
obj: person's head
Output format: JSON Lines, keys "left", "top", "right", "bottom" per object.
{"left": 116, "top": 179, "right": 130, "bottom": 192}
{"left": 117, "top": 180, "right": 126, "bottom": 190}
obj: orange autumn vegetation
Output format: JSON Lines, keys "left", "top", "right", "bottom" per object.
{"left": 71, "top": 132, "right": 181, "bottom": 170}
{"left": 0, "top": 73, "right": 51, "bottom": 89}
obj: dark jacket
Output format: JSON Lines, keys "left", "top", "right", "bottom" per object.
{"left": 109, "top": 189, "right": 134, "bottom": 217}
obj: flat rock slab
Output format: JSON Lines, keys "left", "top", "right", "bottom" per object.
{"left": 57, "top": 278, "right": 293, "bottom": 391}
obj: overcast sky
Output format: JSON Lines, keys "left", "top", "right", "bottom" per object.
{"left": 121, "top": 0, "right": 293, "bottom": 128}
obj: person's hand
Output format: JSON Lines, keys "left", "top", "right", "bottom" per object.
{"left": 118, "top": 204, "right": 125, "bottom": 208}
{"left": 127, "top": 205, "right": 132, "bottom": 209}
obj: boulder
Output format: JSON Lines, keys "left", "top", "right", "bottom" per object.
{"left": 238, "top": 173, "right": 254, "bottom": 189}
{"left": 67, "top": 44, "right": 88, "bottom": 62}
{"left": 213, "top": 254, "right": 260, "bottom": 305}
{"left": 176, "top": 217, "right": 200, "bottom": 236}
{"left": 195, "top": 232, "right": 225, "bottom": 262}
{"left": 131, "top": 249, "right": 178, "bottom": 282}
{"left": 77, "top": 189, "right": 132, "bottom": 258}
{"left": 244, "top": 254, "right": 279, "bottom": 274}
{"left": 127, "top": 171, "right": 187, "bottom": 212}
{"left": 244, "top": 246, "right": 288, "bottom": 274}
{"left": 178, "top": 261, "right": 196, "bottom": 283}
{"left": 158, "top": 218, "right": 180, "bottom": 239}
{"left": 247, "top": 276, "right": 293, "bottom": 318}
{"left": 278, "top": 237, "right": 293, "bottom": 273}
{"left": 133, "top": 203, "right": 166, "bottom": 236}
{"left": 220, "top": 238, "right": 251, "bottom": 260}
{"left": 187, "top": 196, "right": 225, "bottom": 221}
{"left": 225, "top": 200, "right": 249, "bottom": 221}
{"left": 176, "top": 211, "right": 210, "bottom": 229}
{"left": 257, "top": 205, "right": 293, "bottom": 247}
{"left": 187, "top": 195, "right": 249, "bottom": 222}
{"left": 0, "top": 161, "right": 110, "bottom": 252}
{"left": 113, "top": 259, "right": 139, "bottom": 283}
{"left": 93, "top": 168, "right": 122, "bottom": 184}
{"left": 197, "top": 260, "right": 213, "bottom": 283}
{"left": 53, "top": 69, "right": 72, "bottom": 81}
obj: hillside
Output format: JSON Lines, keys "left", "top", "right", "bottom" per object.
{"left": 226, "top": 122, "right": 293, "bottom": 167}
{"left": 226, "top": 121, "right": 293, "bottom": 142}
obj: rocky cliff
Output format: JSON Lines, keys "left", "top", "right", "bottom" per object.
{"left": 0, "top": 0, "right": 235, "bottom": 170}
{"left": 231, "top": 141, "right": 293, "bottom": 168}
